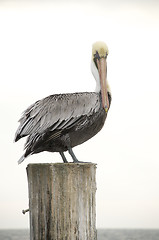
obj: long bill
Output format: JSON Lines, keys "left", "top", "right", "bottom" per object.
{"left": 97, "top": 57, "right": 109, "bottom": 112}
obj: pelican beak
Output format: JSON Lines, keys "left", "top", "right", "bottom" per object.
{"left": 97, "top": 57, "right": 109, "bottom": 112}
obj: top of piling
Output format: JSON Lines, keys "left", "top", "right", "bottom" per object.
{"left": 27, "top": 162, "right": 97, "bottom": 169}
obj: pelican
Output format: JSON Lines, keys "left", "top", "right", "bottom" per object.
{"left": 14, "top": 41, "right": 111, "bottom": 164}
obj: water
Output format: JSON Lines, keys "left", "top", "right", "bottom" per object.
{"left": 0, "top": 229, "right": 159, "bottom": 240}
{"left": 97, "top": 229, "right": 159, "bottom": 240}
{"left": 0, "top": 229, "right": 29, "bottom": 240}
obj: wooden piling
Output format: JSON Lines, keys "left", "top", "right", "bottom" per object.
{"left": 27, "top": 163, "right": 97, "bottom": 240}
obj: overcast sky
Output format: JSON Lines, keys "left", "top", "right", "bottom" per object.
{"left": 0, "top": 0, "right": 159, "bottom": 229}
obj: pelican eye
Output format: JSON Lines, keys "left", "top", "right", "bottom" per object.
{"left": 93, "top": 51, "right": 100, "bottom": 69}
{"left": 94, "top": 51, "right": 100, "bottom": 60}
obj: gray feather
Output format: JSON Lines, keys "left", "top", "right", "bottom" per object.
{"left": 18, "top": 154, "right": 25, "bottom": 164}
{"left": 15, "top": 92, "right": 100, "bottom": 141}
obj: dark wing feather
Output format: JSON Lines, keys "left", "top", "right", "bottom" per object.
{"left": 14, "top": 92, "right": 100, "bottom": 142}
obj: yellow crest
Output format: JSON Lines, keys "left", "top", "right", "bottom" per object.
{"left": 92, "top": 41, "right": 109, "bottom": 58}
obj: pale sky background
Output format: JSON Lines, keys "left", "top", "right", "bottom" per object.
{"left": 0, "top": 0, "right": 159, "bottom": 229}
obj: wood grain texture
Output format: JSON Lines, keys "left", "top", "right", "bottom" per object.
{"left": 27, "top": 163, "right": 97, "bottom": 240}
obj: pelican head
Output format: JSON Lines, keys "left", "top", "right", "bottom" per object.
{"left": 91, "top": 41, "right": 110, "bottom": 112}
{"left": 92, "top": 41, "right": 109, "bottom": 59}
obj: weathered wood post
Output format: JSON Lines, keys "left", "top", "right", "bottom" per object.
{"left": 27, "top": 163, "right": 97, "bottom": 240}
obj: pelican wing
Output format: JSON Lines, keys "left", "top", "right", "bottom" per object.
{"left": 14, "top": 92, "right": 100, "bottom": 141}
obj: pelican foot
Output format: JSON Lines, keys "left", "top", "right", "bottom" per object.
{"left": 74, "top": 160, "right": 91, "bottom": 163}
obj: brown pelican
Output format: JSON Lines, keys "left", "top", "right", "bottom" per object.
{"left": 14, "top": 41, "right": 111, "bottom": 164}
